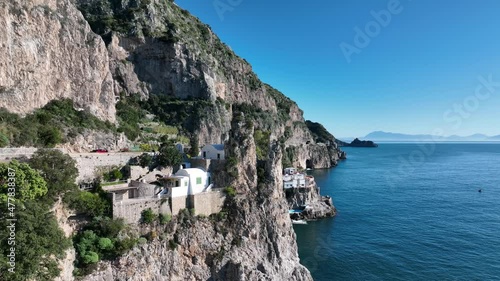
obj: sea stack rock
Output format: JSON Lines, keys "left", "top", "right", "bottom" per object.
{"left": 347, "top": 138, "right": 378, "bottom": 147}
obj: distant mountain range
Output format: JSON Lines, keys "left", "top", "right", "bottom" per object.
{"left": 354, "top": 131, "right": 500, "bottom": 142}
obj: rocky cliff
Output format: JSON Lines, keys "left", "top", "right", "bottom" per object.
{"left": 0, "top": 0, "right": 346, "bottom": 280}
{"left": 73, "top": 0, "right": 344, "bottom": 169}
{"left": 0, "top": 0, "right": 344, "bottom": 169}
{"left": 0, "top": 0, "right": 116, "bottom": 121}
{"left": 82, "top": 119, "right": 312, "bottom": 281}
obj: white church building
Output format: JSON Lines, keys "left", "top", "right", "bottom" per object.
{"left": 159, "top": 168, "right": 212, "bottom": 197}
{"left": 200, "top": 144, "right": 225, "bottom": 160}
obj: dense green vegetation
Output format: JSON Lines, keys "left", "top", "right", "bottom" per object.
{"left": 254, "top": 130, "right": 271, "bottom": 161}
{"left": 0, "top": 151, "right": 135, "bottom": 276}
{"left": 64, "top": 191, "right": 110, "bottom": 217}
{"left": 72, "top": 217, "right": 137, "bottom": 276}
{"left": 157, "top": 145, "right": 183, "bottom": 168}
{"left": 0, "top": 161, "right": 47, "bottom": 202}
{"left": 232, "top": 103, "right": 278, "bottom": 131}
{"left": 143, "top": 95, "right": 216, "bottom": 134}
{"left": 115, "top": 93, "right": 199, "bottom": 144}
{"left": 282, "top": 146, "right": 298, "bottom": 169}
{"left": 65, "top": 185, "right": 139, "bottom": 275}
{"left": 115, "top": 94, "right": 147, "bottom": 140}
{"left": 29, "top": 149, "right": 79, "bottom": 199}
{"left": 0, "top": 99, "right": 114, "bottom": 147}
{"left": 0, "top": 158, "right": 71, "bottom": 281}
{"left": 306, "top": 120, "right": 336, "bottom": 144}
{"left": 138, "top": 153, "right": 153, "bottom": 168}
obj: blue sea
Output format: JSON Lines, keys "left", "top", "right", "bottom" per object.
{"left": 294, "top": 143, "right": 500, "bottom": 281}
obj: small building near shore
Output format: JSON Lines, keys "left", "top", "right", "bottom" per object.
{"left": 283, "top": 167, "right": 310, "bottom": 189}
{"left": 201, "top": 144, "right": 225, "bottom": 160}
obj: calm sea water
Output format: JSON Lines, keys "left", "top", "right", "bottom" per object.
{"left": 295, "top": 143, "right": 500, "bottom": 281}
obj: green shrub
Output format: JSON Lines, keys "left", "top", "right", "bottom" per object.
{"left": 38, "top": 126, "right": 62, "bottom": 147}
{"left": 141, "top": 208, "right": 155, "bottom": 224}
{"left": 114, "top": 237, "right": 137, "bottom": 256}
{"left": 64, "top": 191, "right": 109, "bottom": 217}
{"left": 97, "top": 238, "right": 114, "bottom": 250}
{"left": 147, "top": 230, "right": 158, "bottom": 241}
{"left": 224, "top": 186, "right": 236, "bottom": 197}
{"left": 89, "top": 217, "right": 125, "bottom": 238}
{"left": 82, "top": 251, "right": 99, "bottom": 264}
{"left": 159, "top": 213, "right": 172, "bottom": 225}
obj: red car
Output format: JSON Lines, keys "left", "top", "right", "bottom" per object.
{"left": 91, "top": 149, "right": 108, "bottom": 153}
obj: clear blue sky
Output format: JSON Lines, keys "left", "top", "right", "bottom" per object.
{"left": 176, "top": 0, "right": 500, "bottom": 138}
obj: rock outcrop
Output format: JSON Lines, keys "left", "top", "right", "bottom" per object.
{"left": 74, "top": 0, "right": 344, "bottom": 169}
{"left": 81, "top": 118, "right": 312, "bottom": 281}
{"left": 0, "top": 0, "right": 116, "bottom": 121}
{"left": 345, "top": 138, "right": 378, "bottom": 147}
{"left": 286, "top": 186, "right": 336, "bottom": 221}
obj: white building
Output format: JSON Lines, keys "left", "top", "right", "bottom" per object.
{"left": 283, "top": 167, "right": 308, "bottom": 189}
{"left": 159, "top": 168, "right": 211, "bottom": 197}
{"left": 201, "top": 144, "right": 225, "bottom": 160}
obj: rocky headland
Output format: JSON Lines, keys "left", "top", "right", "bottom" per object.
{"left": 0, "top": 0, "right": 346, "bottom": 280}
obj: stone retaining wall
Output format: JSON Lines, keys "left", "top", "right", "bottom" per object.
{"left": 112, "top": 198, "right": 171, "bottom": 224}
{"left": 192, "top": 190, "right": 226, "bottom": 216}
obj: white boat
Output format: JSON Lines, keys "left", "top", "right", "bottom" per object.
{"left": 292, "top": 219, "right": 307, "bottom": 225}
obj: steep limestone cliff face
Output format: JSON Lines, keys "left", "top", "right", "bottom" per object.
{"left": 76, "top": 0, "right": 343, "bottom": 169}
{"left": 0, "top": 0, "right": 116, "bottom": 121}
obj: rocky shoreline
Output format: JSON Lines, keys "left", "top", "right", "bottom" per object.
{"left": 290, "top": 196, "right": 337, "bottom": 221}
{"left": 285, "top": 183, "right": 336, "bottom": 221}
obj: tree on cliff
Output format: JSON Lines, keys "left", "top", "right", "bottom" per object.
{"left": 0, "top": 160, "right": 48, "bottom": 202}
{"left": 157, "top": 145, "right": 183, "bottom": 168}
{"left": 29, "top": 149, "right": 78, "bottom": 199}
{"left": 0, "top": 160, "right": 70, "bottom": 281}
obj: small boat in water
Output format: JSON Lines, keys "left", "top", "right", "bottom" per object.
{"left": 292, "top": 219, "right": 307, "bottom": 225}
